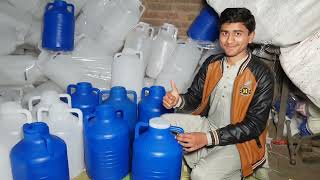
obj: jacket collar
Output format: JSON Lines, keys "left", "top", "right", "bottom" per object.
{"left": 219, "top": 51, "right": 252, "bottom": 76}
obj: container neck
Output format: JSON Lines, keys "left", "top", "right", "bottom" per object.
{"left": 110, "top": 87, "right": 127, "bottom": 100}
{"left": 149, "top": 86, "right": 166, "bottom": 99}
{"left": 23, "top": 122, "right": 49, "bottom": 139}
{"left": 77, "top": 83, "right": 93, "bottom": 94}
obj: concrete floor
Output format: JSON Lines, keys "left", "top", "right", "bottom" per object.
{"left": 265, "top": 122, "right": 320, "bottom": 180}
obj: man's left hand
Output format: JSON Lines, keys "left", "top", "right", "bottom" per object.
{"left": 176, "top": 132, "right": 208, "bottom": 152}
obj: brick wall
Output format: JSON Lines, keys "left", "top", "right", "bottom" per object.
{"left": 141, "top": 0, "right": 206, "bottom": 39}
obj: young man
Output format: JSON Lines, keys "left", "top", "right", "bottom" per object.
{"left": 162, "top": 8, "right": 274, "bottom": 180}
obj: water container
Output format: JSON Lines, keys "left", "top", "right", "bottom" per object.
{"left": 138, "top": 86, "right": 172, "bottom": 123}
{"left": 10, "top": 122, "right": 69, "bottom": 180}
{"left": 155, "top": 40, "right": 202, "bottom": 93}
{"left": 22, "top": 81, "right": 64, "bottom": 107}
{"left": 37, "top": 103, "right": 84, "bottom": 178}
{"left": 0, "top": 102, "right": 32, "bottom": 180}
{"left": 84, "top": 104, "right": 130, "bottom": 180}
{"left": 132, "top": 117, "right": 184, "bottom": 180}
{"left": 124, "top": 22, "right": 154, "bottom": 68}
{"left": 299, "top": 117, "right": 311, "bottom": 136}
{"left": 42, "top": 0, "right": 75, "bottom": 51}
{"left": 100, "top": 86, "right": 137, "bottom": 143}
{"left": 306, "top": 102, "right": 320, "bottom": 134}
{"left": 147, "top": 23, "right": 178, "bottom": 78}
{"left": 28, "top": 90, "right": 71, "bottom": 119}
{"left": 67, "top": 82, "right": 100, "bottom": 119}
{"left": 112, "top": 49, "right": 144, "bottom": 98}
{"left": 187, "top": 6, "right": 220, "bottom": 42}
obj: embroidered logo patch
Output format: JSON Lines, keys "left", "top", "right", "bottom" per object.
{"left": 240, "top": 85, "right": 251, "bottom": 96}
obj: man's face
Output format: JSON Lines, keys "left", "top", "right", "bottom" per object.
{"left": 219, "top": 22, "right": 255, "bottom": 57}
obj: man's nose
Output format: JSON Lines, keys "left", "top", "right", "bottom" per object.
{"left": 226, "top": 34, "right": 235, "bottom": 43}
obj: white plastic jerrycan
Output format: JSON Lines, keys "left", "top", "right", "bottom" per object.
{"left": 307, "top": 102, "right": 320, "bottom": 134}
{"left": 124, "top": 22, "right": 154, "bottom": 68}
{"left": 0, "top": 101, "right": 32, "bottom": 180}
{"left": 146, "top": 23, "right": 178, "bottom": 78}
{"left": 37, "top": 102, "right": 84, "bottom": 178}
{"left": 112, "top": 48, "right": 144, "bottom": 98}
{"left": 155, "top": 40, "right": 202, "bottom": 93}
{"left": 28, "top": 90, "right": 71, "bottom": 119}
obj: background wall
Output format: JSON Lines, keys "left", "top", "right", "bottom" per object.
{"left": 141, "top": 0, "right": 206, "bottom": 39}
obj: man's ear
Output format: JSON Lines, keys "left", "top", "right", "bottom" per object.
{"left": 248, "top": 31, "right": 255, "bottom": 43}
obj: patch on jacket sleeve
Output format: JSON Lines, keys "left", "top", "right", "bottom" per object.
{"left": 239, "top": 80, "right": 252, "bottom": 96}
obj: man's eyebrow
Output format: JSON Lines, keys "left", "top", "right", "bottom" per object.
{"left": 220, "top": 29, "right": 244, "bottom": 33}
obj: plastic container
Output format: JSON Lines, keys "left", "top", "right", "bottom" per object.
{"left": 84, "top": 104, "right": 130, "bottom": 180}
{"left": 132, "top": 117, "right": 184, "bottom": 180}
{"left": 42, "top": 0, "right": 75, "bottom": 51}
{"left": 10, "top": 122, "right": 69, "bottom": 180}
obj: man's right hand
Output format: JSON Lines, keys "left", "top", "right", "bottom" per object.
{"left": 163, "top": 80, "right": 181, "bottom": 109}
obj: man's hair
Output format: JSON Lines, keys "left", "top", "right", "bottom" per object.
{"left": 219, "top": 8, "right": 256, "bottom": 33}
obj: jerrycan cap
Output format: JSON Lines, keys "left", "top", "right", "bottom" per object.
{"left": 149, "top": 117, "right": 170, "bottom": 129}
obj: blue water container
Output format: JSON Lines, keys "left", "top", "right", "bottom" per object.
{"left": 67, "top": 82, "right": 100, "bottom": 120}
{"left": 187, "top": 6, "right": 220, "bottom": 42}
{"left": 10, "top": 122, "right": 69, "bottom": 180}
{"left": 100, "top": 86, "right": 137, "bottom": 143}
{"left": 132, "top": 117, "right": 184, "bottom": 180}
{"left": 138, "top": 86, "right": 172, "bottom": 123}
{"left": 42, "top": 0, "right": 75, "bottom": 51}
{"left": 299, "top": 117, "right": 312, "bottom": 136}
{"left": 84, "top": 104, "right": 130, "bottom": 180}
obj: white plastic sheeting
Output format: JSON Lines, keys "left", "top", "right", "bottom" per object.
{"left": 7, "top": 0, "right": 87, "bottom": 19}
{"left": 206, "top": 0, "right": 320, "bottom": 47}
{"left": 0, "top": 55, "right": 46, "bottom": 86}
{"left": 280, "top": 30, "right": 320, "bottom": 108}
{"left": 0, "top": 2, "right": 36, "bottom": 54}
{"left": 37, "top": 37, "right": 113, "bottom": 90}
{"left": 76, "top": 0, "right": 144, "bottom": 54}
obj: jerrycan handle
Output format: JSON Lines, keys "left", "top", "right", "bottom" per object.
{"left": 67, "top": 84, "right": 77, "bottom": 95}
{"left": 67, "top": 4, "right": 75, "bottom": 14}
{"left": 127, "top": 90, "right": 137, "bottom": 104}
{"left": 135, "top": 122, "right": 149, "bottom": 139}
{"left": 114, "top": 52, "right": 123, "bottom": 60}
{"left": 68, "top": 108, "right": 83, "bottom": 126}
{"left": 137, "top": 51, "right": 143, "bottom": 63}
{"left": 99, "top": 90, "right": 110, "bottom": 104}
{"left": 16, "top": 109, "right": 33, "bottom": 123}
{"left": 28, "top": 96, "right": 41, "bottom": 111}
{"left": 172, "top": 27, "right": 178, "bottom": 39}
{"left": 169, "top": 126, "right": 184, "bottom": 134}
{"left": 37, "top": 107, "right": 49, "bottom": 122}
{"left": 42, "top": 134, "right": 53, "bottom": 156}
{"left": 139, "top": 4, "right": 146, "bottom": 18}
{"left": 141, "top": 87, "right": 150, "bottom": 99}
{"left": 59, "top": 94, "right": 72, "bottom": 107}
{"left": 115, "top": 110, "right": 124, "bottom": 119}
{"left": 148, "top": 27, "right": 154, "bottom": 39}
{"left": 92, "top": 88, "right": 100, "bottom": 95}
{"left": 84, "top": 113, "right": 95, "bottom": 128}
{"left": 45, "top": 3, "right": 54, "bottom": 11}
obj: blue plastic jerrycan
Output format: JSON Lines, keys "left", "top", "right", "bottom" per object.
{"left": 42, "top": 0, "right": 75, "bottom": 51}
{"left": 67, "top": 82, "right": 100, "bottom": 121}
{"left": 138, "top": 86, "right": 172, "bottom": 124}
{"left": 132, "top": 117, "right": 184, "bottom": 180}
{"left": 84, "top": 104, "right": 130, "bottom": 180}
{"left": 10, "top": 122, "right": 69, "bottom": 180}
{"left": 100, "top": 86, "right": 137, "bottom": 144}
{"left": 187, "top": 6, "right": 220, "bottom": 42}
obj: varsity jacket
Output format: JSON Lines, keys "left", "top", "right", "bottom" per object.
{"left": 176, "top": 52, "right": 274, "bottom": 177}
